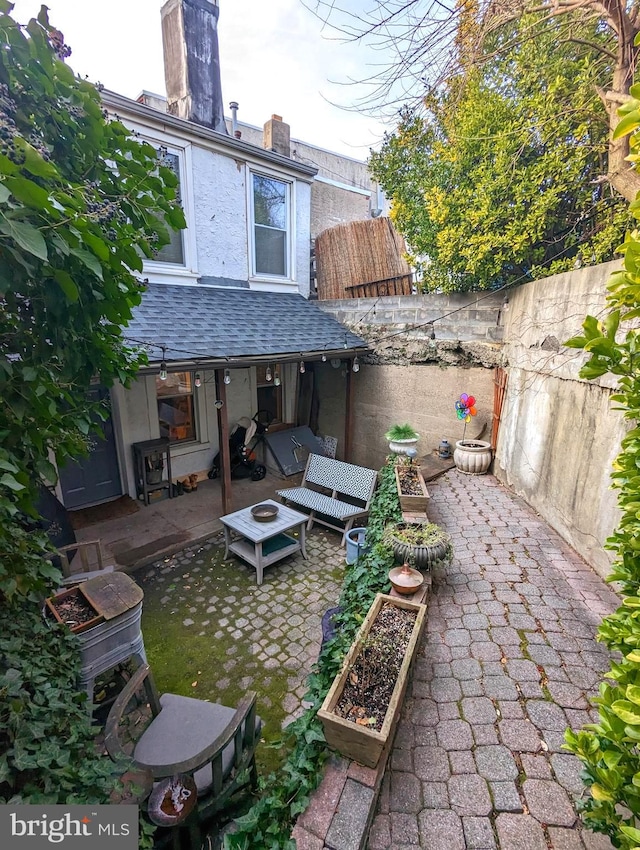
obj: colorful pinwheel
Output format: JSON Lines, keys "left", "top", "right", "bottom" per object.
{"left": 455, "top": 393, "right": 477, "bottom": 440}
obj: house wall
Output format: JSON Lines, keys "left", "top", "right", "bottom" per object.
{"left": 191, "top": 146, "right": 249, "bottom": 281}
{"left": 113, "top": 363, "right": 301, "bottom": 498}
{"left": 115, "top": 367, "right": 256, "bottom": 497}
{"left": 494, "top": 260, "right": 625, "bottom": 580}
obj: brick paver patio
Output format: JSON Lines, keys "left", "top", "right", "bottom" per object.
{"left": 368, "top": 472, "right": 619, "bottom": 850}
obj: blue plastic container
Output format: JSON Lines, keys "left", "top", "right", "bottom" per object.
{"left": 345, "top": 527, "right": 369, "bottom": 565}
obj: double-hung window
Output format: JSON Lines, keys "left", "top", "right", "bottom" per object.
{"left": 154, "top": 147, "right": 184, "bottom": 265}
{"left": 127, "top": 125, "right": 196, "bottom": 280}
{"left": 251, "top": 173, "right": 291, "bottom": 278}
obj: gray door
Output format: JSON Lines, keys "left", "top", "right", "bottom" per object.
{"left": 59, "top": 386, "right": 122, "bottom": 509}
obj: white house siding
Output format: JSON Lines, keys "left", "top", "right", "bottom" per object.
{"left": 295, "top": 182, "right": 311, "bottom": 298}
{"left": 191, "top": 145, "right": 249, "bottom": 282}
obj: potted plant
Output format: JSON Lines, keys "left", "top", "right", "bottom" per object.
{"left": 385, "top": 423, "right": 419, "bottom": 455}
{"left": 394, "top": 456, "right": 430, "bottom": 511}
{"left": 384, "top": 521, "right": 452, "bottom": 570}
{"left": 318, "top": 593, "right": 426, "bottom": 768}
{"left": 453, "top": 393, "right": 492, "bottom": 474}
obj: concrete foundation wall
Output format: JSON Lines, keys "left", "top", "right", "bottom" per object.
{"left": 494, "top": 261, "right": 625, "bottom": 579}
{"left": 350, "top": 363, "right": 495, "bottom": 471}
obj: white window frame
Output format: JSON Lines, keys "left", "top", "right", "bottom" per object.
{"left": 125, "top": 121, "right": 199, "bottom": 284}
{"left": 248, "top": 169, "right": 296, "bottom": 286}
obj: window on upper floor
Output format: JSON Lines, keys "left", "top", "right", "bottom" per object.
{"left": 156, "top": 372, "right": 197, "bottom": 443}
{"left": 125, "top": 126, "right": 196, "bottom": 281}
{"left": 154, "top": 148, "right": 184, "bottom": 265}
{"left": 250, "top": 173, "right": 291, "bottom": 278}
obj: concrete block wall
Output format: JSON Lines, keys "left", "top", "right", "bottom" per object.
{"left": 316, "top": 293, "right": 502, "bottom": 469}
{"left": 318, "top": 292, "right": 504, "bottom": 343}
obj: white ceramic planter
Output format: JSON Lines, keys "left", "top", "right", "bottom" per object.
{"left": 388, "top": 436, "right": 419, "bottom": 455}
{"left": 454, "top": 440, "right": 492, "bottom": 475}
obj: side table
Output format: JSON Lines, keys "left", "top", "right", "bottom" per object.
{"left": 221, "top": 499, "right": 308, "bottom": 585}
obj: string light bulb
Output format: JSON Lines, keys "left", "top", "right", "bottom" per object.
{"left": 343, "top": 334, "right": 348, "bottom": 350}
{"left": 352, "top": 356, "right": 360, "bottom": 373}
{"left": 224, "top": 368, "right": 231, "bottom": 385}
{"left": 194, "top": 373, "right": 201, "bottom": 388}
{"left": 321, "top": 352, "right": 327, "bottom": 362}
{"left": 428, "top": 324, "right": 437, "bottom": 349}
{"left": 265, "top": 365, "right": 272, "bottom": 382}
{"left": 159, "top": 347, "right": 167, "bottom": 381}
{"left": 299, "top": 360, "right": 306, "bottom": 374}
{"left": 502, "top": 296, "right": 510, "bottom": 312}
{"left": 274, "top": 371, "right": 281, "bottom": 387}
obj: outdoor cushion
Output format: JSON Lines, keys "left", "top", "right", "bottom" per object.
{"left": 276, "top": 487, "right": 365, "bottom": 520}
{"left": 134, "top": 693, "right": 261, "bottom": 795}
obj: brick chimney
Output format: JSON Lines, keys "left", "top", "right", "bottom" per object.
{"left": 264, "top": 114, "right": 290, "bottom": 157}
{"left": 161, "top": 0, "right": 228, "bottom": 134}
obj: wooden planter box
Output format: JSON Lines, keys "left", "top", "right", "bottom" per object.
{"left": 45, "top": 585, "right": 104, "bottom": 634}
{"left": 394, "top": 465, "right": 430, "bottom": 511}
{"left": 318, "top": 593, "right": 427, "bottom": 768}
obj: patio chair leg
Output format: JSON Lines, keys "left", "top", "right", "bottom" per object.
{"left": 341, "top": 519, "right": 354, "bottom": 548}
{"left": 250, "top": 755, "right": 258, "bottom": 790}
{"left": 307, "top": 512, "right": 315, "bottom": 532}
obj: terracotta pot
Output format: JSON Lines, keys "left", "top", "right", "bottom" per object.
{"left": 454, "top": 440, "right": 492, "bottom": 475}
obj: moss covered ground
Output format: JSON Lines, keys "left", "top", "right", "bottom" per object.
{"left": 137, "top": 529, "right": 345, "bottom": 775}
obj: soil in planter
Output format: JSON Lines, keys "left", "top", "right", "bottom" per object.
{"left": 396, "top": 465, "right": 423, "bottom": 496}
{"left": 49, "top": 593, "right": 98, "bottom": 629}
{"left": 334, "top": 603, "right": 417, "bottom": 733}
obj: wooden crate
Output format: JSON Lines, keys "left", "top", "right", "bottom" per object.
{"left": 394, "top": 465, "right": 430, "bottom": 512}
{"left": 45, "top": 585, "right": 103, "bottom": 634}
{"left": 318, "top": 593, "right": 427, "bottom": 768}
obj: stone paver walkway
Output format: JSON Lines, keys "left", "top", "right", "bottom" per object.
{"left": 369, "top": 472, "right": 619, "bottom": 850}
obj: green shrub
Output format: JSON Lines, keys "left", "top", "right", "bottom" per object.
{"left": 563, "top": 80, "right": 640, "bottom": 849}
{"left": 384, "top": 423, "right": 418, "bottom": 441}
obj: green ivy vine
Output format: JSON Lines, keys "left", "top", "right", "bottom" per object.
{"left": 564, "top": 63, "right": 640, "bottom": 849}
{"left": 225, "top": 460, "right": 402, "bottom": 850}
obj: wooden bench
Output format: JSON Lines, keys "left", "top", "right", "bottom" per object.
{"left": 277, "top": 454, "right": 378, "bottom": 545}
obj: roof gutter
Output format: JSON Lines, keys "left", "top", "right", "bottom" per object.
{"left": 137, "top": 346, "right": 371, "bottom": 374}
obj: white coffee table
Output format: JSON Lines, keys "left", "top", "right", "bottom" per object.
{"left": 221, "top": 499, "right": 308, "bottom": 585}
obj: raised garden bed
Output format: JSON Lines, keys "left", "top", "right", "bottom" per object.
{"left": 45, "top": 585, "right": 103, "bottom": 634}
{"left": 394, "top": 463, "right": 430, "bottom": 511}
{"left": 318, "top": 593, "right": 426, "bottom": 768}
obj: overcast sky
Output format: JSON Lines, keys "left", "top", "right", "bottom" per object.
{"left": 10, "top": 0, "right": 390, "bottom": 159}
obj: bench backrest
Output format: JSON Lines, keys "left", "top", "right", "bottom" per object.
{"left": 303, "top": 454, "right": 378, "bottom": 505}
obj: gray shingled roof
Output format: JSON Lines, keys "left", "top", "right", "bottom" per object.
{"left": 125, "top": 283, "right": 367, "bottom": 363}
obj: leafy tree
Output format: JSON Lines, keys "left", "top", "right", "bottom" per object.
{"left": 0, "top": 1, "right": 184, "bottom": 601}
{"left": 368, "top": 15, "right": 629, "bottom": 291}
{"left": 564, "top": 71, "right": 640, "bottom": 850}
{"left": 304, "top": 0, "right": 640, "bottom": 202}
